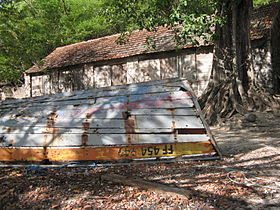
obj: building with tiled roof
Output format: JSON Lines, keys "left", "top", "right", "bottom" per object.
{"left": 2, "top": 3, "right": 278, "bottom": 100}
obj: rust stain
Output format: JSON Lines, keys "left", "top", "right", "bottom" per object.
{"left": 126, "top": 134, "right": 132, "bottom": 144}
{"left": 43, "top": 111, "right": 60, "bottom": 147}
{"left": 125, "top": 119, "right": 135, "bottom": 133}
{"left": 172, "top": 120, "right": 177, "bottom": 141}
{"left": 170, "top": 105, "right": 178, "bottom": 142}
{"left": 56, "top": 135, "right": 63, "bottom": 145}
{"left": 6, "top": 128, "right": 11, "bottom": 134}
{"left": 81, "top": 120, "right": 90, "bottom": 146}
{"left": 82, "top": 121, "right": 90, "bottom": 131}
{"left": 43, "top": 146, "right": 48, "bottom": 160}
{"left": 81, "top": 132, "right": 88, "bottom": 146}
{"left": 122, "top": 111, "right": 136, "bottom": 144}
{"left": 43, "top": 135, "right": 47, "bottom": 146}
{"left": 49, "top": 112, "right": 58, "bottom": 120}
{"left": 171, "top": 121, "right": 176, "bottom": 129}
{"left": 86, "top": 113, "right": 92, "bottom": 119}
{"left": 46, "top": 119, "right": 55, "bottom": 128}
{"left": 46, "top": 112, "right": 57, "bottom": 128}
{"left": 170, "top": 105, "right": 176, "bottom": 129}
{"left": 8, "top": 139, "right": 14, "bottom": 146}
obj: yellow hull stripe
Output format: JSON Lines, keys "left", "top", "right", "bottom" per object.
{"left": 0, "top": 141, "right": 215, "bottom": 162}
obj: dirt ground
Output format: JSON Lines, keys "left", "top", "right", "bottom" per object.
{"left": 0, "top": 111, "right": 279, "bottom": 210}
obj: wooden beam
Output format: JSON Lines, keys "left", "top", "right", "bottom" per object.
{"left": 102, "top": 173, "right": 190, "bottom": 199}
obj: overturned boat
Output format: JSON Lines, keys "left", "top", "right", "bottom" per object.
{"left": 0, "top": 78, "right": 221, "bottom": 163}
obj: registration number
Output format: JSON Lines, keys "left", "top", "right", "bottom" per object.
{"left": 118, "top": 144, "right": 174, "bottom": 157}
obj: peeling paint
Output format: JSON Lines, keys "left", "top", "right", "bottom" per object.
{"left": 0, "top": 78, "right": 220, "bottom": 162}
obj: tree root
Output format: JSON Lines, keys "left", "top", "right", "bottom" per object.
{"left": 198, "top": 80, "right": 280, "bottom": 125}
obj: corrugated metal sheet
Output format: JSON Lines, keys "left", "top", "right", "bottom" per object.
{"left": 0, "top": 77, "right": 221, "bottom": 162}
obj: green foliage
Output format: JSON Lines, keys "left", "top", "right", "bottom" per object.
{"left": 106, "top": 0, "right": 222, "bottom": 47}
{"left": 0, "top": 0, "right": 117, "bottom": 83}
{"left": 107, "top": 0, "right": 279, "bottom": 46}
{"left": 1, "top": 0, "right": 277, "bottom": 83}
{"left": 253, "top": 0, "right": 278, "bottom": 6}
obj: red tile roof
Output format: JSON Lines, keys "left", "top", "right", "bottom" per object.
{"left": 26, "top": 27, "right": 184, "bottom": 73}
{"left": 26, "top": 3, "right": 279, "bottom": 74}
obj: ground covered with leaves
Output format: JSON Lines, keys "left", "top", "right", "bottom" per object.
{"left": 0, "top": 111, "right": 279, "bottom": 209}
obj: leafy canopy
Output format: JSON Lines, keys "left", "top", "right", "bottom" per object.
{"left": 0, "top": 0, "right": 117, "bottom": 83}
{"left": 0, "top": 0, "right": 278, "bottom": 83}
{"left": 107, "top": 0, "right": 278, "bottom": 45}
{"left": 106, "top": 0, "right": 222, "bottom": 46}
{"left": 253, "top": 0, "right": 278, "bottom": 6}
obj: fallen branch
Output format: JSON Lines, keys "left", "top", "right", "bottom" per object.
{"left": 102, "top": 173, "right": 190, "bottom": 199}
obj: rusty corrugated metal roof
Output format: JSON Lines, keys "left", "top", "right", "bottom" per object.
{"left": 26, "top": 3, "right": 279, "bottom": 74}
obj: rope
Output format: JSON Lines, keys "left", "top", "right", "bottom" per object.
{"left": 25, "top": 162, "right": 96, "bottom": 175}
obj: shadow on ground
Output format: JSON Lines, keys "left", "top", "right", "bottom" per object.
{"left": 0, "top": 111, "right": 279, "bottom": 209}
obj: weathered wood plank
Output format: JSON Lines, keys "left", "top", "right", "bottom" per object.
{"left": 0, "top": 115, "right": 203, "bottom": 128}
{"left": 0, "top": 91, "right": 194, "bottom": 110}
{"left": 136, "top": 116, "right": 204, "bottom": 128}
{"left": 0, "top": 133, "right": 209, "bottom": 147}
{"left": 0, "top": 77, "right": 189, "bottom": 105}
{"left": 0, "top": 82, "right": 191, "bottom": 108}
{"left": 0, "top": 127, "right": 206, "bottom": 135}
{"left": 0, "top": 107, "right": 197, "bottom": 120}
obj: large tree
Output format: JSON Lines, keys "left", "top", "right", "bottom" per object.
{"left": 199, "top": 0, "right": 279, "bottom": 123}
{"left": 107, "top": 0, "right": 279, "bottom": 124}
{"left": 0, "top": 0, "right": 119, "bottom": 83}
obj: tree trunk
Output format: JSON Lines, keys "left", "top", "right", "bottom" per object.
{"left": 271, "top": 6, "right": 280, "bottom": 93}
{"left": 199, "top": 0, "right": 278, "bottom": 125}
